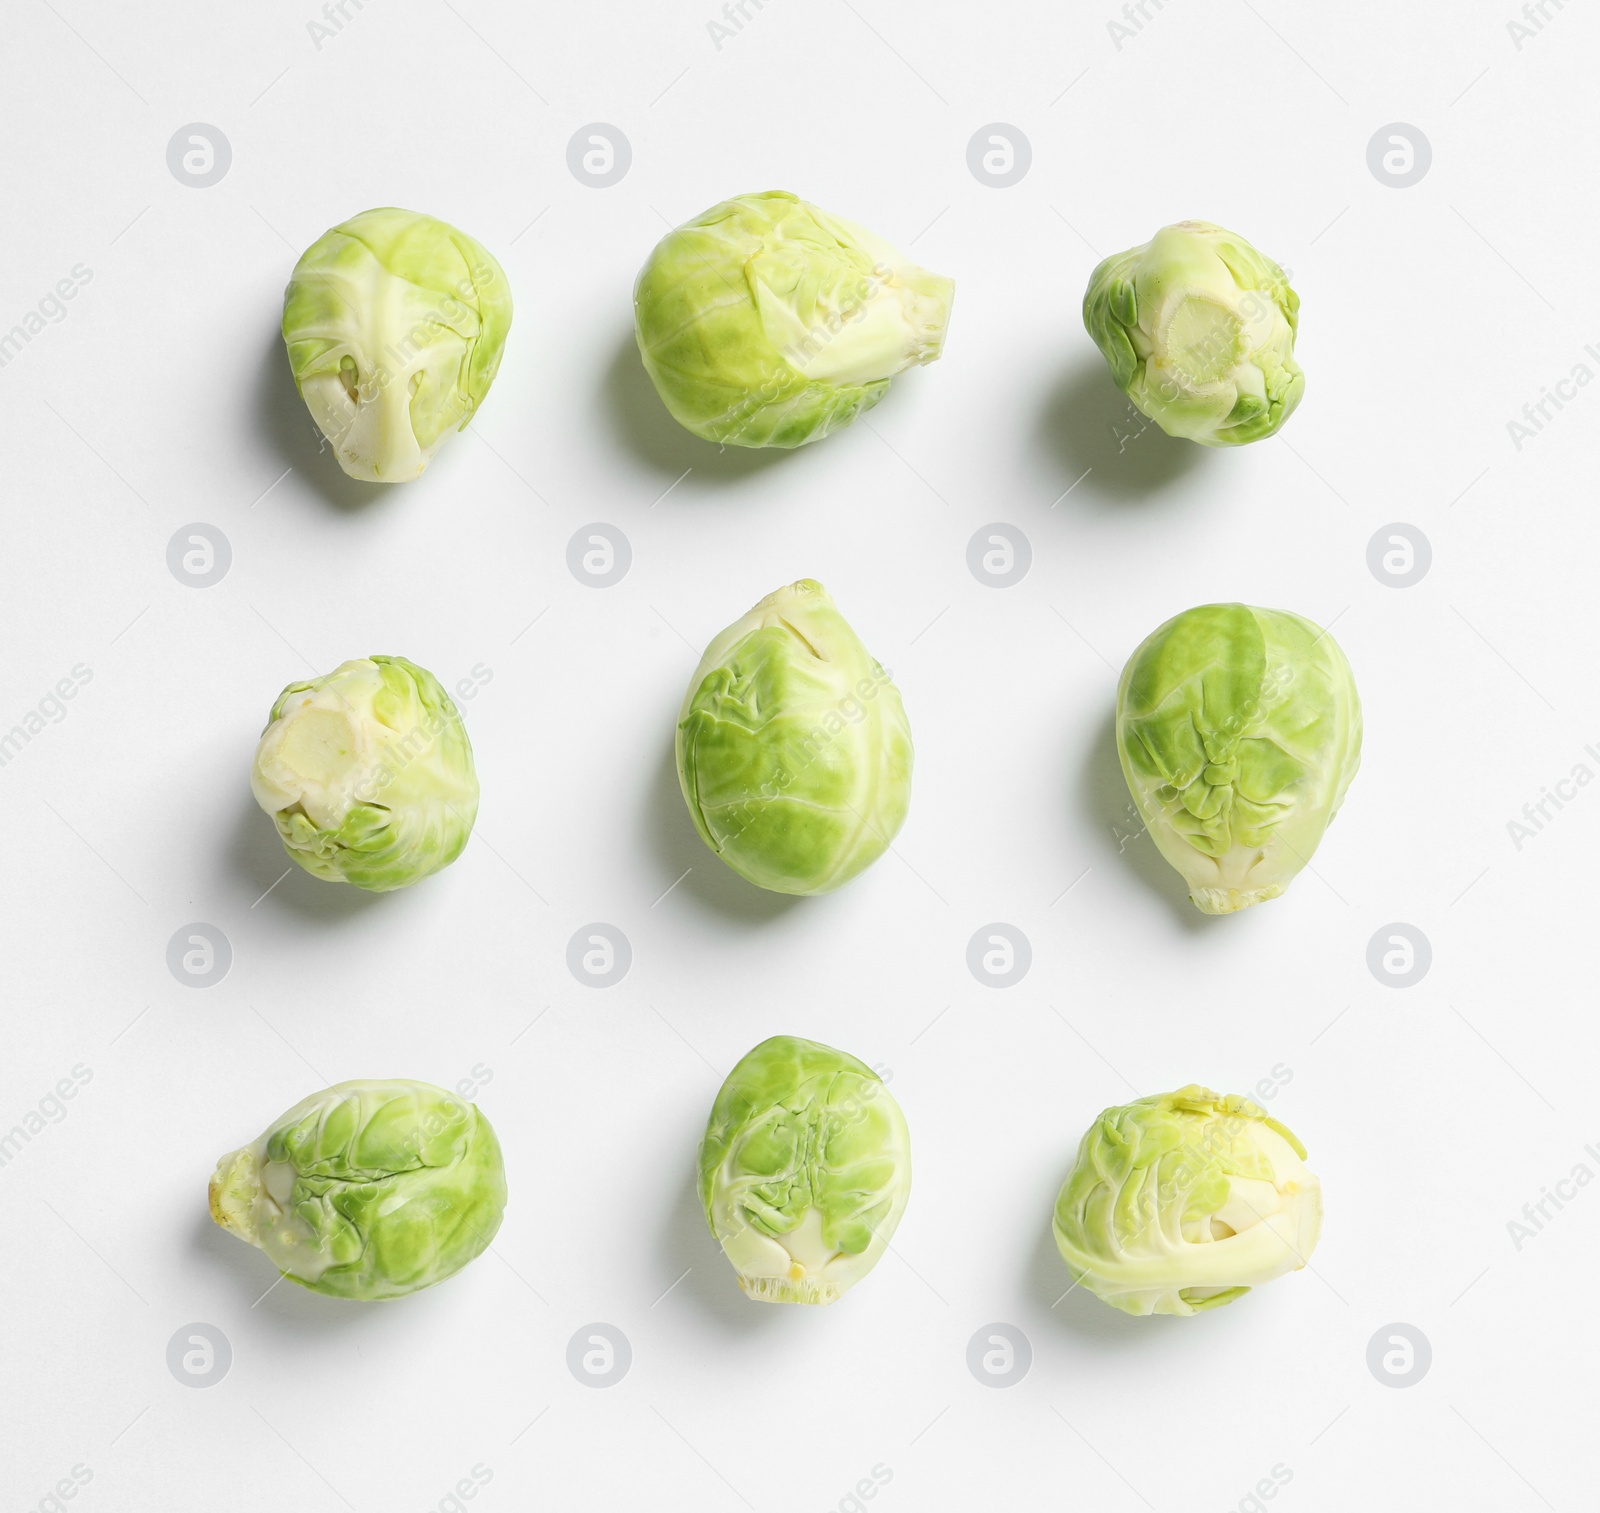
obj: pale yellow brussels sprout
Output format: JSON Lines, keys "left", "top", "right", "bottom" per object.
{"left": 283, "top": 207, "right": 513, "bottom": 481}
{"left": 1117, "top": 603, "right": 1361, "bottom": 913}
{"left": 676, "top": 580, "right": 912, "bottom": 894}
{"left": 635, "top": 191, "right": 954, "bottom": 447}
{"left": 1084, "top": 221, "right": 1301, "bottom": 446}
{"left": 699, "top": 1036, "right": 911, "bottom": 1305}
{"left": 210, "top": 1079, "right": 507, "bottom": 1300}
{"left": 1054, "top": 1086, "right": 1322, "bottom": 1317}
{"left": 251, "top": 655, "right": 478, "bottom": 892}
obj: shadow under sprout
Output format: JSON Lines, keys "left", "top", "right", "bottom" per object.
{"left": 1035, "top": 355, "right": 1206, "bottom": 506}
{"left": 253, "top": 324, "right": 399, "bottom": 513}
{"left": 189, "top": 1204, "right": 395, "bottom": 1333}
{"left": 224, "top": 789, "right": 392, "bottom": 924}
{"left": 640, "top": 735, "right": 804, "bottom": 926}
{"left": 1075, "top": 708, "right": 1212, "bottom": 934}
{"left": 655, "top": 1162, "right": 793, "bottom": 1336}
{"left": 599, "top": 327, "right": 809, "bottom": 489}
{"left": 1023, "top": 1207, "right": 1184, "bottom": 1345}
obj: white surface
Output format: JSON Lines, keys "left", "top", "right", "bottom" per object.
{"left": 2, "top": 2, "right": 1596, "bottom": 1509}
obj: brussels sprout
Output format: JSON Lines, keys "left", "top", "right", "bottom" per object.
{"left": 676, "top": 579, "right": 912, "bottom": 895}
{"left": 282, "top": 207, "right": 512, "bottom": 481}
{"left": 1117, "top": 603, "right": 1361, "bottom": 914}
{"left": 634, "top": 191, "right": 954, "bottom": 448}
{"left": 1053, "top": 1086, "right": 1322, "bottom": 1317}
{"left": 209, "top": 1079, "right": 507, "bottom": 1301}
{"left": 699, "top": 1036, "right": 911, "bottom": 1305}
{"left": 1083, "top": 220, "right": 1302, "bottom": 446}
{"left": 251, "top": 655, "right": 478, "bottom": 892}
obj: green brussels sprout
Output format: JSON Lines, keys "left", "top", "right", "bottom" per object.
{"left": 634, "top": 190, "right": 954, "bottom": 448}
{"left": 699, "top": 1036, "right": 911, "bottom": 1305}
{"left": 209, "top": 1079, "right": 507, "bottom": 1301}
{"left": 1117, "top": 603, "right": 1361, "bottom": 914}
{"left": 1053, "top": 1085, "right": 1322, "bottom": 1317}
{"left": 282, "top": 207, "right": 512, "bottom": 481}
{"left": 676, "top": 579, "right": 912, "bottom": 895}
{"left": 251, "top": 655, "right": 478, "bottom": 892}
{"left": 1083, "top": 220, "right": 1302, "bottom": 446}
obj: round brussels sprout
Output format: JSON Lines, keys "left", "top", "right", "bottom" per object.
{"left": 1053, "top": 1086, "right": 1323, "bottom": 1317}
{"left": 676, "top": 579, "right": 912, "bottom": 895}
{"left": 1117, "top": 603, "right": 1361, "bottom": 914}
{"left": 1083, "top": 220, "right": 1302, "bottom": 446}
{"left": 251, "top": 655, "right": 479, "bottom": 892}
{"left": 634, "top": 191, "right": 955, "bottom": 448}
{"left": 209, "top": 1079, "right": 507, "bottom": 1301}
{"left": 699, "top": 1036, "right": 911, "bottom": 1305}
{"left": 283, "top": 207, "right": 513, "bottom": 481}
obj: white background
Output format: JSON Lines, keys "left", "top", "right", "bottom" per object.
{"left": 2, "top": 1, "right": 1596, "bottom": 1509}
